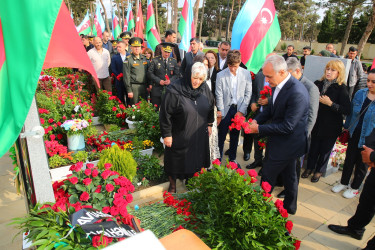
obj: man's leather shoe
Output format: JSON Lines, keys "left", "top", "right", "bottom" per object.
{"left": 243, "top": 153, "right": 250, "bottom": 161}
{"left": 277, "top": 190, "right": 286, "bottom": 198}
{"left": 246, "top": 160, "right": 263, "bottom": 169}
{"left": 328, "top": 225, "right": 363, "bottom": 240}
{"left": 224, "top": 149, "right": 230, "bottom": 155}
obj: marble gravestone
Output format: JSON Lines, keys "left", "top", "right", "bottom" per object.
{"left": 303, "top": 55, "right": 351, "bottom": 177}
{"left": 303, "top": 55, "right": 351, "bottom": 84}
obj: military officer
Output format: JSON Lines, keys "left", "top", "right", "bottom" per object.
{"left": 123, "top": 37, "right": 149, "bottom": 105}
{"left": 119, "top": 31, "right": 131, "bottom": 56}
{"left": 110, "top": 40, "right": 119, "bottom": 56}
{"left": 147, "top": 42, "right": 179, "bottom": 107}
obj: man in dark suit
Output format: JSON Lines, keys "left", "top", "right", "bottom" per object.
{"left": 248, "top": 55, "right": 309, "bottom": 214}
{"left": 180, "top": 38, "right": 204, "bottom": 78}
{"left": 102, "top": 31, "right": 113, "bottom": 54}
{"left": 154, "top": 30, "right": 181, "bottom": 65}
{"left": 111, "top": 41, "right": 128, "bottom": 104}
{"left": 328, "top": 128, "right": 375, "bottom": 249}
{"left": 148, "top": 43, "right": 179, "bottom": 107}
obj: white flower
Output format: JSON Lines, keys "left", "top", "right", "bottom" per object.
{"left": 132, "top": 116, "right": 135, "bottom": 119}
{"left": 137, "top": 182, "right": 141, "bottom": 186}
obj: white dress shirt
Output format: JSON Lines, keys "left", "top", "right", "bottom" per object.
{"left": 87, "top": 48, "right": 111, "bottom": 79}
{"left": 219, "top": 57, "right": 227, "bottom": 70}
{"left": 120, "top": 53, "right": 126, "bottom": 62}
{"left": 273, "top": 73, "right": 291, "bottom": 104}
{"left": 230, "top": 68, "right": 239, "bottom": 104}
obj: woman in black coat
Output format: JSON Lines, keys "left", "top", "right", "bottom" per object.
{"left": 159, "top": 62, "right": 215, "bottom": 193}
{"left": 302, "top": 60, "right": 351, "bottom": 182}
{"left": 205, "top": 50, "right": 221, "bottom": 97}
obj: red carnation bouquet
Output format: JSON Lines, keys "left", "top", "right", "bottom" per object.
{"left": 247, "top": 85, "right": 273, "bottom": 119}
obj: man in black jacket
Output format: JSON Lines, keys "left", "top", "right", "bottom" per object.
{"left": 328, "top": 128, "right": 375, "bottom": 250}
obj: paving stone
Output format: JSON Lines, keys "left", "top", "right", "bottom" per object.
{"left": 300, "top": 235, "right": 330, "bottom": 250}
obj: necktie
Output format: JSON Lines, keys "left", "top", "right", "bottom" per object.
{"left": 164, "top": 59, "right": 167, "bottom": 69}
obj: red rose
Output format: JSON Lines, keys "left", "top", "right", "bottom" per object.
{"left": 125, "top": 194, "right": 133, "bottom": 203}
{"left": 47, "top": 126, "right": 53, "bottom": 131}
{"left": 112, "top": 107, "right": 117, "bottom": 112}
{"left": 95, "top": 185, "right": 102, "bottom": 193}
{"left": 212, "top": 159, "right": 221, "bottom": 165}
{"left": 68, "top": 177, "right": 78, "bottom": 185}
{"left": 279, "top": 207, "right": 289, "bottom": 218}
{"left": 82, "top": 178, "right": 92, "bottom": 186}
{"left": 275, "top": 199, "right": 284, "bottom": 209}
{"left": 61, "top": 100, "right": 65, "bottom": 105}
{"left": 105, "top": 184, "right": 114, "bottom": 192}
{"left": 48, "top": 118, "right": 54, "bottom": 123}
{"left": 110, "top": 206, "right": 119, "bottom": 216}
{"left": 261, "top": 181, "right": 272, "bottom": 193}
{"left": 62, "top": 116, "right": 67, "bottom": 120}
{"left": 40, "top": 118, "right": 45, "bottom": 124}
{"left": 285, "top": 220, "right": 293, "bottom": 233}
{"left": 57, "top": 134, "right": 63, "bottom": 140}
{"left": 294, "top": 240, "right": 301, "bottom": 250}
{"left": 50, "top": 134, "right": 56, "bottom": 141}
{"left": 79, "top": 192, "right": 90, "bottom": 201}
{"left": 71, "top": 114, "right": 75, "bottom": 118}
{"left": 84, "top": 169, "right": 91, "bottom": 176}
{"left": 79, "top": 114, "right": 82, "bottom": 117}
{"left": 193, "top": 172, "right": 199, "bottom": 177}
{"left": 250, "top": 177, "right": 257, "bottom": 183}
{"left": 104, "top": 163, "right": 112, "bottom": 170}
{"left": 236, "top": 168, "right": 245, "bottom": 176}
{"left": 116, "top": 113, "right": 121, "bottom": 118}
{"left": 86, "top": 163, "right": 94, "bottom": 169}
{"left": 92, "top": 235, "right": 113, "bottom": 248}
{"left": 247, "top": 169, "right": 258, "bottom": 178}
{"left": 92, "top": 169, "right": 99, "bottom": 177}
{"left": 102, "top": 206, "right": 110, "bottom": 214}
{"left": 75, "top": 162, "right": 84, "bottom": 172}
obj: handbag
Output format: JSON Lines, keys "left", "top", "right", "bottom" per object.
{"left": 338, "top": 98, "right": 375, "bottom": 144}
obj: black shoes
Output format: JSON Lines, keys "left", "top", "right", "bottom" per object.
{"left": 243, "top": 152, "right": 250, "bottom": 161}
{"left": 301, "top": 169, "right": 312, "bottom": 178}
{"left": 328, "top": 225, "right": 363, "bottom": 240}
{"left": 311, "top": 172, "right": 322, "bottom": 183}
{"left": 277, "top": 190, "right": 286, "bottom": 198}
{"left": 224, "top": 149, "right": 230, "bottom": 155}
{"left": 246, "top": 160, "right": 263, "bottom": 169}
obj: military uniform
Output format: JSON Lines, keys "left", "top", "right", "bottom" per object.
{"left": 123, "top": 53, "right": 149, "bottom": 104}
{"left": 148, "top": 56, "right": 179, "bottom": 106}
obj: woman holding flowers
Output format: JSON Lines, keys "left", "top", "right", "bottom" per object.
{"left": 302, "top": 60, "right": 351, "bottom": 182}
{"left": 331, "top": 69, "right": 375, "bottom": 198}
{"left": 159, "top": 62, "right": 215, "bottom": 193}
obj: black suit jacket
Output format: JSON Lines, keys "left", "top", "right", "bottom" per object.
{"left": 255, "top": 76, "right": 309, "bottom": 160}
{"left": 208, "top": 67, "right": 220, "bottom": 97}
{"left": 155, "top": 43, "right": 181, "bottom": 64}
{"left": 217, "top": 53, "right": 247, "bottom": 70}
{"left": 111, "top": 54, "right": 124, "bottom": 87}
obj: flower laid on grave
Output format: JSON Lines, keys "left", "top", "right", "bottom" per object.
{"left": 11, "top": 162, "right": 140, "bottom": 249}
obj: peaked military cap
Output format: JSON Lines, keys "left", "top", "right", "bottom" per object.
{"left": 160, "top": 42, "right": 174, "bottom": 53}
{"left": 129, "top": 37, "right": 143, "bottom": 47}
{"left": 120, "top": 31, "right": 132, "bottom": 39}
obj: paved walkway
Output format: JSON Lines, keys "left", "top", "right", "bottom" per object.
{"left": 1, "top": 141, "right": 375, "bottom": 249}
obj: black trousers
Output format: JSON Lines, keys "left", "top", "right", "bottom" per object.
{"left": 340, "top": 130, "right": 368, "bottom": 189}
{"left": 347, "top": 169, "right": 375, "bottom": 240}
{"left": 262, "top": 158, "right": 298, "bottom": 214}
{"left": 306, "top": 136, "right": 337, "bottom": 173}
{"left": 243, "top": 133, "right": 263, "bottom": 161}
{"left": 218, "top": 105, "right": 240, "bottom": 161}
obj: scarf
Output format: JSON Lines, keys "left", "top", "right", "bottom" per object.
{"left": 321, "top": 78, "right": 337, "bottom": 95}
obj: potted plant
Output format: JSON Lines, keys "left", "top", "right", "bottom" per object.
{"left": 61, "top": 119, "right": 89, "bottom": 151}
{"left": 123, "top": 137, "right": 154, "bottom": 156}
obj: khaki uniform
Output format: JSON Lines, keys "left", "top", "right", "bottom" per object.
{"left": 123, "top": 53, "right": 149, "bottom": 104}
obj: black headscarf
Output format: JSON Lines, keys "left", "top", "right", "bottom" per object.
{"left": 169, "top": 76, "right": 207, "bottom": 101}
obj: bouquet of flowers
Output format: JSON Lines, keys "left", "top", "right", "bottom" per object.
{"left": 330, "top": 141, "right": 348, "bottom": 168}
{"left": 247, "top": 85, "right": 272, "bottom": 119}
{"left": 61, "top": 119, "right": 89, "bottom": 135}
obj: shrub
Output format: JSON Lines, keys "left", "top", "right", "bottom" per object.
{"left": 72, "top": 151, "right": 88, "bottom": 163}
{"left": 95, "top": 90, "right": 126, "bottom": 127}
{"left": 180, "top": 162, "right": 298, "bottom": 249}
{"left": 311, "top": 49, "right": 315, "bottom": 55}
{"left": 281, "top": 42, "right": 287, "bottom": 51}
{"left": 97, "top": 145, "right": 137, "bottom": 181}
{"left": 132, "top": 150, "right": 165, "bottom": 182}
{"left": 49, "top": 155, "right": 69, "bottom": 169}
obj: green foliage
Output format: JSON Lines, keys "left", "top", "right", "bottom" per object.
{"left": 10, "top": 203, "right": 95, "bottom": 250}
{"left": 182, "top": 164, "right": 297, "bottom": 249}
{"left": 84, "top": 125, "right": 99, "bottom": 139}
{"left": 72, "top": 151, "right": 88, "bottom": 164}
{"left": 43, "top": 67, "right": 73, "bottom": 78}
{"left": 132, "top": 150, "right": 165, "bottom": 182}
{"left": 49, "top": 155, "right": 69, "bottom": 169}
{"left": 280, "top": 42, "right": 287, "bottom": 51}
{"left": 87, "top": 151, "right": 102, "bottom": 162}
{"left": 95, "top": 90, "right": 126, "bottom": 127}
{"left": 98, "top": 145, "right": 137, "bottom": 181}
{"left": 132, "top": 100, "right": 162, "bottom": 152}
{"left": 311, "top": 49, "right": 315, "bottom": 55}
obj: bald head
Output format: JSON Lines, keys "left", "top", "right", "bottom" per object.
{"left": 93, "top": 37, "right": 103, "bottom": 50}
{"left": 266, "top": 52, "right": 277, "bottom": 59}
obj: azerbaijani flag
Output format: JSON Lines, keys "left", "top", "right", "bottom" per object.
{"left": 231, "top": 0, "right": 281, "bottom": 73}
{"left": 0, "top": 0, "right": 99, "bottom": 158}
{"left": 178, "top": 0, "right": 195, "bottom": 51}
{"left": 146, "top": 0, "right": 161, "bottom": 51}
{"left": 112, "top": 9, "right": 121, "bottom": 40}
{"left": 76, "top": 10, "right": 91, "bottom": 35}
{"left": 134, "top": 2, "right": 145, "bottom": 39}
{"left": 127, "top": 3, "right": 135, "bottom": 31}
{"left": 93, "top": 3, "right": 105, "bottom": 38}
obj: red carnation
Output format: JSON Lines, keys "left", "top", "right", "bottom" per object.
{"left": 82, "top": 178, "right": 92, "bottom": 186}
{"left": 212, "top": 159, "right": 221, "bottom": 166}
{"left": 112, "top": 107, "right": 117, "bottom": 112}
{"left": 106, "top": 184, "right": 115, "bottom": 192}
{"left": 102, "top": 206, "right": 110, "bottom": 214}
{"left": 50, "top": 134, "right": 56, "bottom": 141}
{"left": 57, "top": 134, "right": 63, "bottom": 140}
{"left": 92, "top": 169, "right": 99, "bottom": 177}
{"left": 48, "top": 118, "right": 54, "bottom": 123}
{"left": 71, "top": 114, "right": 75, "bottom": 118}
{"left": 92, "top": 235, "right": 113, "bottom": 248}
{"left": 95, "top": 185, "right": 102, "bottom": 193}
{"left": 285, "top": 220, "right": 293, "bottom": 233}
{"left": 104, "top": 163, "right": 112, "bottom": 170}
{"left": 261, "top": 181, "right": 272, "bottom": 193}
{"left": 247, "top": 169, "right": 258, "bottom": 178}
{"left": 84, "top": 169, "right": 91, "bottom": 176}
{"left": 40, "top": 118, "right": 45, "bottom": 124}
{"left": 294, "top": 240, "right": 301, "bottom": 250}
{"left": 79, "top": 192, "right": 90, "bottom": 201}
{"left": 279, "top": 207, "right": 289, "bottom": 218}
{"left": 110, "top": 206, "right": 119, "bottom": 216}
{"left": 62, "top": 116, "right": 67, "bottom": 120}
{"left": 236, "top": 168, "right": 245, "bottom": 176}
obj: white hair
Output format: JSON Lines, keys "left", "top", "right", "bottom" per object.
{"left": 191, "top": 62, "right": 207, "bottom": 81}
{"left": 262, "top": 55, "right": 287, "bottom": 72}
{"left": 286, "top": 57, "right": 302, "bottom": 72}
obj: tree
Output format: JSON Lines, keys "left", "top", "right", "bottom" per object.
{"left": 198, "top": 0, "right": 206, "bottom": 39}
{"left": 194, "top": 0, "right": 201, "bottom": 36}
{"left": 317, "top": 9, "right": 334, "bottom": 42}
{"left": 226, "top": 0, "right": 235, "bottom": 41}
{"left": 358, "top": 0, "right": 375, "bottom": 57}
{"left": 99, "top": 0, "right": 110, "bottom": 32}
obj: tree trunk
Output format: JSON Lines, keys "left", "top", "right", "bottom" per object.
{"left": 193, "top": 0, "right": 200, "bottom": 37}
{"left": 90, "top": 2, "right": 95, "bottom": 35}
{"left": 99, "top": 0, "right": 110, "bottom": 32}
{"left": 358, "top": 0, "right": 375, "bottom": 58}
{"left": 155, "top": 0, "right": 160, "bottom": 33}
{"left": 166, "top": 0, "right": 169, "bottom": 31}
{"left": 199, "top": 0, "right": 205, "bottom": 39}
{"left": 238, "top": 0, "right": 241, "bottom": 12}
{"left": 226, "top": 0, "right": 235, "bottom": 40}
{"left": 173, "top": 0, "right": 178, "bottom": 32}
{"left": 339, "top": 4, "right": 357, "bottom": 56}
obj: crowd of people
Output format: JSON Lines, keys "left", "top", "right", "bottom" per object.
{"left": 81, "top": 32, "right": 375, "bottom": 248}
